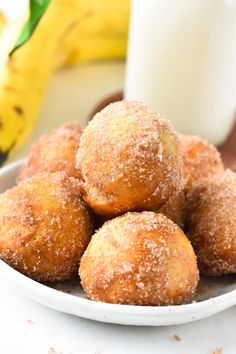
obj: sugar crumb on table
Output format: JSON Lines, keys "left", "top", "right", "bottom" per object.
{"left": 48, "top": 348, "right": 56, "bottom": 354}
{"left": 48, "top": 348, "right": 63, "bottom": 354}
{"left": 48, "top": 348, "right": 62, "bottom": 354}
{"left": 211, "top": 349, "right": 223, "bottom": 354}
{"left": 172, "top": 334, "right": 182, "bottom": 342}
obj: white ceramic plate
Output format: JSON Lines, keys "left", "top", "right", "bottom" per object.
{"left": 0, "top": 159, "right": 235, "bottom": 326}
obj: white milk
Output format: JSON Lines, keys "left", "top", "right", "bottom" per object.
{"left": 125, "top": 0, "right": 236, "bottom": 144}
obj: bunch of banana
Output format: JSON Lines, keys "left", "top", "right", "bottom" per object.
{"left": 0, "top": 0, "right": 130, "bottom": 165}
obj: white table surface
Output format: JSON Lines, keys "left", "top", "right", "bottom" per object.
{"left": 0, "top": 2, "right": 235, "bottom": 350}
{"left": 1, "top": 275, "right": 235, "bottom": 354}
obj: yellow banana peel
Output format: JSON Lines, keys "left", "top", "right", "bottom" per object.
{"left": 0, "top": 12, "right": 6, "bottom": 35}
{"left": 0, "top": 0, "right": 130, "bottom": 164}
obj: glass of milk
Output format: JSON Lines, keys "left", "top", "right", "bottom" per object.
{"left": 125, "top": 0, "right": 236, "bottom": 144}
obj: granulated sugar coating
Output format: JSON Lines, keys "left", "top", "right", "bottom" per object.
{"left": 76, "top": 101, "right": 184, "bottom": 217}
{"left": 79, "top": 212, "right": 199, "bottom": 305}
{"left": 0, "top": 172, "right": 94, "bottom": 282}
{"left": 158, "top": 189, "right": 186, "bottom": 229}
{"left": 179, "top": 133, "right": 224, "bottom": 193}
{"left": 18, "top": 121, "right": 83, "bottom": 182}
{"left": 187, "top": 169, "right": 236, "bottom": 276}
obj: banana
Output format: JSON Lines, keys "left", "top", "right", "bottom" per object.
{"left": 64, "top": 0, "right": 129, "bottom": 64}
{"left": 0, "top": 12, "right": 6, "bottom": 35}
{"left": 0, "top": 0, "right": 130, "bottom": 164}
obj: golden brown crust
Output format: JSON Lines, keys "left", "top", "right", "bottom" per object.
{"left": 18, "top": 122, "right": 83, "bottom": 182}
{"left": 179, "top": 133, "right": 224, "bottom": 193}
{"left": 77, "top": 101, "right": 184, "bottom": 217}
{"left": 187, "top": 169, "right": 236, "bottom": 276}
{"left": 0, "top": 172, "right": 94, "bottom": 282}
{"left": 79, "top": 212, "right": 199, "bottom": 305}
{"left": 96, "top": 190, "right": 186, "bottom": 230}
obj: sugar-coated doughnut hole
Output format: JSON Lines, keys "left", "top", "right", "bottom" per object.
{"left": 79, "top": 212, "right": 199, "bottom": 305}
{"left": 18, "top": 122, "right": 83, "bottom": 182}
{"left": 179, "top": 133, "right": 224, "bottom": 193}
{"left": 187, "top": 169, "right": 236, "bottom": 276}
{"left": 0, "top": 172, "right": 94, "bottom": 282}
{"left": 77, "top": 101, "right": 184, "bottom": 217}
